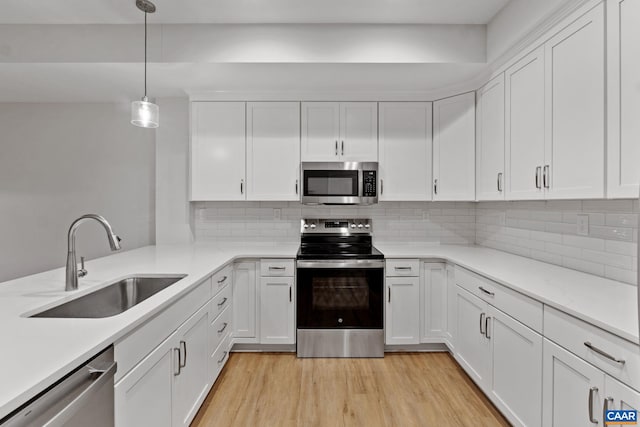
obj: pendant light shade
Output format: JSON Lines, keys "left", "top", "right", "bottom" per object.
{"left": 131, "top": 96, "right": 159, "bottom": 128}
{"left": 131, "top": 0, "right": 159, "bottom": 128}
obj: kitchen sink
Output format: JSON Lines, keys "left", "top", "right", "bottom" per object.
{"left": 31, "top": 275, "right": 187, "bottom": 318}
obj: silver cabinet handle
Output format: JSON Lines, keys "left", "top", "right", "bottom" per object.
{"left": 588, "top": 386, "right": 598, "bottom": 424}
{"left": 381, "top": 179, "right": 384, "bottom": 195}
{"left": 434, "top": 179, "right": 438, "bottom": 195}
{"left": 217, "top": 351, "right": 228, "bottom": 365}
{"left": 497, "top": 172, "right": 503, "bottom": 192}
{"left": 335, "top": 140, "right": 338, "bottom": 156}
{"left": 535, "top": 166, "right": 542, "bottom": 189}
{"left": 240, "top": 179, "right": 244, "bottom": 194}
{"left": 543, "top": 165, "right": 550, "bottom": 189}
{"left": 217, "top": 275, "right": 228, "bottom": 284}
{"left": 479, "top": 286, "right": 495, "bottom": 297}
{"left": 394, "top": 266, "right": 412, "bottom": 271}
{"left": 480, "top": 312, "right": 486, "bottom": 335}
{"left": 174, "top": 348, "right": 182, "bottom": 376}
{"left": 603, "top": 397, "right": 614, "bottom": 425}
{"left": 388, "top": 287, "right": 391, "bottom": 303}
{"left": 269, "top": 266, "right": 286, "bottom": 270}
{"left": 341, "top": 141, "right": 344, "bottom": 156}
{"left": 485, "top": 316, "right": 491, "bottom": 339}
{"left": 584, "top": 342, "right": 626, "bottom": 364}
{"left": 179, "top": 340, "right": 187, "bottom": 368}
{"left": 295, "top": 179, "right": 298, "bottom": 195}
{"left": 289, "top": 286, "right": 292, "bottom": 302}
{"left": 217, "top": 322, "right": 228, "bottom": 334}
{"left": 217, "top": 297, "right": 228, "bottom": 307}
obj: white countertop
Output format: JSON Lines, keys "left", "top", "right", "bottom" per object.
{"left": 0, "top": 242, "right": 637, "bottom": 419}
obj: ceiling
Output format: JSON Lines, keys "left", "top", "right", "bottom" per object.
{"left": 0, "top": 0, "right": 511, "bottom": 24}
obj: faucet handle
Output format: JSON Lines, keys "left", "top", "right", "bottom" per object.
{"left": 78, "top": 256, "right": 88, "bottom": 278}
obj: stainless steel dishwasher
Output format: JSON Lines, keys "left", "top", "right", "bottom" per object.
{"left": 1, "top": 346, "right": 116, "bottom": 427}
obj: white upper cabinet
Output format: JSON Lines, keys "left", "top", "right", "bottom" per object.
{"left": 607, "top": 0, "right": 640, "bottom": 198}
{"left": 246, "top": 102, "right": 301, "bottom": 201}
{"left": 190, "top": 102, "right": 246, "bottom": 201}
{"left": 433, "top": 92, "right": 476, "bottom": 201}
{"left": 378, "top": 102, "right": 433, "bottom": 201}
{"left": 476, "top": 75, "right": 505, "bottom": 201}
{"left": 544, "top": 4, "right": 605, "bottom": 199}
{"left": 301, "top": 102, "right": 377, "bottom": 162}
{"left": 505, "top": 47, "right": 546, "bottom": 200}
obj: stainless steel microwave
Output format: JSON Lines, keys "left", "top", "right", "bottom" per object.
{"left": 300, "top": 162, "right": 378, "bottom": 205}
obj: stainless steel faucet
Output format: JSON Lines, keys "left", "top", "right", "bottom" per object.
{"left": 65, "top": 214, "right": 122, "bottom": 291}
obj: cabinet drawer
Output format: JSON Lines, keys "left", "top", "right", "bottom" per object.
{"left": 212, "top": 265, "right": 232, "bottom": 296}
{"left": 211, "top": 333, "right": 232, "bottom": 380}
{"left": 210, "top": 283, "right": 231, "bottom": 320}
{"left": 115, "top": 279, "right": 211, "bottom": 382}
{"left": 386, "top": 259, "right": 420, "bottom": 277}
{"left": 455, "top": 267, "right": 543, "bottom": 333}
{"left": 544, "top": 306, "right": 640, "bottom": 391}
{"left": 260, "top": 259, "right": 295, "bottom": 277}
{"left": 210, "top": 305, "right": 231, "bottom": 355}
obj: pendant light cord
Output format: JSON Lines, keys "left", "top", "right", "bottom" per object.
{"left": 144, "top": 11, "right": 147, "bottom": 98}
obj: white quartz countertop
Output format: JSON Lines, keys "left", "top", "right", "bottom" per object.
{"left": 377, "top": 243, "right": 639, "bottom": 345}
{"left": 0, "top": 242, "right": 637, "bottom": 419}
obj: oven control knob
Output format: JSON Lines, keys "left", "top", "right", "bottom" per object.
{"left": 357, "top": 223, "right": 364, "bottom": 229}
{"left": 303, "top": 223, "right": 309, "bottom": 229}
{"left": 350, "top": 223, "right": 356, "bottom": 229}
{"left": 364, "top": 223, "right": 370, "bottom": 229}
{"left": 310, "top": 223, "right": 316, "bottom": 229}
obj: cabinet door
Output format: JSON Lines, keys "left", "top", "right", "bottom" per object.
{"left": 233, "top": 261, "right": 258, "bottom": 342}
{"left": 190, "top": 102, "right": 246, "bottom": 201}
{"left": 301, "top": 102, "right": 340, "bottom": 161}
{"left": 476, "top": 74, "right": 505, "bottom": 201}
{"left": 421, "top": 262, "right": 447, "bottom": 342}
{"left": 246, "top": 102, "right": 301, "bottom": 201}
{"left": 114, "top": 336, "right": 176, "bottom": 427}
{"left": 433, "top": 92, "right": 476, "bottom": 201}
{"left": 173, "top": 304, "right": 211, "bottom": 427}
{"left": 505, "top": 47, "right": 545, "bottom": 200}
{"left": 543, "top": 338, "right": 605, "bottom": 427}
{"left": 605, "top": 375, "right": 640, "bottom": 422}
{"left": 488, "top": 306, "right": 543, "bottom": 427}
{"left": 445, "top": 265, "right": 457, "bottom": 350}
{"left": 454, "top": 286, "right": 491, "bottom": 390}
{"left": 339, "top": 102, "right": 378, "bottom": 161}
{"left": 378, "top": 102, "right": 432, "bottom": 201}
{"left": 544, "top": 4, "right": 605, "bottom": 199}
{"left": 607, "top": 0, "right": 640, "bottom": 198}
{"left": 259, "top": 276, "right": 295, "bottom": 344}
{"left": 385, "top": 277, "right": 420, "bottom": 345}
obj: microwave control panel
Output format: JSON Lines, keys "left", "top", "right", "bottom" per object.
{"left": 362, "top": 171, "right": 377, "bottom": 197}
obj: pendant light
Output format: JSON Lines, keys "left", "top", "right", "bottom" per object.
{"left": 131, "top": 0, "right": 159, "bottom": 128}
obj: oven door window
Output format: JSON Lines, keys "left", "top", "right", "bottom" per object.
{"left": 303, "top": 170, "right": 359, "bottom": 196}
{"left": 297, "top": 268, "right": 383, "bottom": 329}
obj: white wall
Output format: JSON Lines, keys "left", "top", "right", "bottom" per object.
{"left": 0, "top": 102, "right": 156, "bottom": 282}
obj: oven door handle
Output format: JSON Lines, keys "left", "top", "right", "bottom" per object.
{"left": 296, "top": 260, "right": 385, "bottom": 269}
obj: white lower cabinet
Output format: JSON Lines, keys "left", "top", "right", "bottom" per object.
{"left": 605, "top": 375, "right": 640, "bottom": 420}
{"left": 259, "top": 276, "right": 295, "bottom": 344}
{"left": 445, "top": 265, "right": 457, "bottom": 350}
{"left": 420, "top": 262, "right": 447, "bottom": 342}
{"left": 454, "top": 286, "right": 491, "bottom": 386}
{"left": 233, "top": 261, "right": 258, "bottom": 343}
{"left": 115, "top": 303, "right": 211, "bottom": 427}
{"left": 385, "top": 277, "right": 420, "bottom": 345}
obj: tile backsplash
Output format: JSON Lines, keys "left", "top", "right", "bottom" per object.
{"left": 194, "top": 201, "right": 476, "bottom": 245}
{"left": 193, "top": 199, "right": 638, "bottom": 285}
{"left": 476, "top": 200, "right": 638, "bottom": 285}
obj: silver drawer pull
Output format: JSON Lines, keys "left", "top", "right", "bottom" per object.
{"left": 217, "top": 297, "right": 228, "bottom": 307}
{"left": 269, "top": 266, "right": 286, "bottom": 270}
{"left": 588, "top": 387, "right": 598, "bottom": 424}
{"left": 394, "top": 266, "right": 412, "bottom": 270}
{"left": 217, "top": 275, "right": 228, "bottom": 284}
{"left": 584, "top": 342, "right": 626, "bottom": 364}
{"left": 217, "top": 351, "right": 228, "bottom": 364}
{"left": 217, "top": 322, "right": 228, "bottom": 334}
{"left": 479, "top": 286, "right": 495, "bottom": 296}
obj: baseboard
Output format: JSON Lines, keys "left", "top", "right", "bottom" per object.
{"left": 384, "top": 343, "right": 450, "bottom": 353}
{"left": 231, "top": 343, "right": 296, "bottom": 352}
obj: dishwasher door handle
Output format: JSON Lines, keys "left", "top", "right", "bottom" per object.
{"left": 43, "top": 361, "right": 117, "bottom": 427}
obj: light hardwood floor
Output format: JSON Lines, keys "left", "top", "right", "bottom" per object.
{"left": 192, "top": 352, "right": 510, "bottom": 427}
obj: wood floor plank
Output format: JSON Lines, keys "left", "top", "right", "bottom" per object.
{"left": 192, "top": 352, "right": 511, "bottom": 427}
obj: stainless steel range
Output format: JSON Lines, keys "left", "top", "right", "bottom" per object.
{"left": 296, "top": 218, "right": 384, "bottom": 358}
